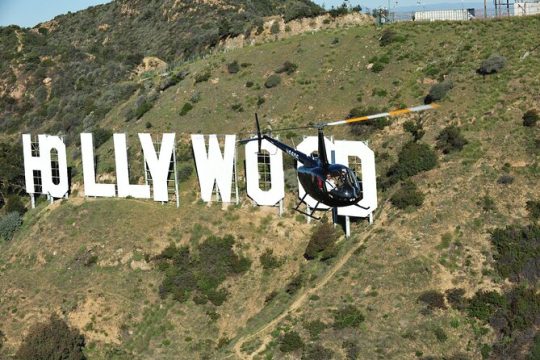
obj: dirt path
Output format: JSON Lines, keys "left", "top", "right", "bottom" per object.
{"left": 231, "top": 205, "right": 387, "bottom": 359}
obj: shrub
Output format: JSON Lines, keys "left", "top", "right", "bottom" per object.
{"left": 390, "top": 181, "right": 424, "bottom": 210}
{"left": 284, "top": 2, "right": 321, "bottom": 22}
{"left": 227, "top": 60, "right": 240, "bottom": 74}
{"left": 195, "top": 70, "right": 211, "bottom": 83}
{"left": 380, "top": 29, "right": 405, "bottom": 46}
{"left": 490, "top": 224, "right": 540, "bottom": 283}
{"left": 445, "top": 288, "right": 466, "bottom": 310}
{"left": 179, "top": 102, "right": 193, "bottom": 116}
{"left": 386, "top": 142, "right": 438, "bottom": 184}
{"left": 159, "top": 70, "right": 187, "bottom": 91}
{"left": 436, "top": 125, "right": 468, "bottom": 154}
{"left": 190, "top": 92, "right": 201, "bottom": 103}
{"left": 260, "top": 248, "right": 281, "bottom": 270}
{"left": 342, "top": 341, "right": 360, "bottom": 359}
{"left": 333, "top": 305, "right": 365, "bottom": 329}
{"left": 304, "top": 222, "right": 340, "bottom": 261}
{"left": 403, "top": 120, "right": 425, "bottom": 141}
{"left": 16, "top": 314, "right": 86, "bottom": 360}
{"left": 526, "top": 200, "right": 540, "bottom": 221}
{"left": 348, "top": 106, "right": 389, "bottom": 136}
{"left": 418, "top": 290, "right": 446, "bottom": 310}
{"left": 433, "top": 327, "right": 448, "bottom": 342}
{"left": 302, "top": 344, "right": 334, "bottom": 359}
{"left": 304, "top": 320, "right": 327, "bottom": 339}
{"left": 279, "top": 331, "right": 304, "bottom": 353}
{"left": 93, "top": 127, "right": 113, "bottom": 148}
{"left": 479, "top": 195, "right": 496, "bottom": 212}
{"left": 477, "top": 54, "right": 506, "bottom": 75}
{"left": 467, "top": 290, "right": 507, "bottom": 322}
{"left": 4, "top": 194, "right": 25, "bottom": 214}
{"left": 270, "top": 21, "right": 280, "bottom": 35}
{"left": 275, "top": 61, "right": 298, "bottom": 75}
{"left": 245, "top": 81, "right": 254, "bottom": 88}
{"left": 424, "top": 80, "right": 453, "bottom": 104}
{"left": 497, "top": 175, "right": 514, "bottom": 185}
{"left": 0, "top": 212, "right": 22, "bottom": 241}
{"left": 285, "top": 274, "right": 303, "bottom": 295}
{"left": 231, "top": 103, "right": 244, "bottom": 112}
{"left": 178, "top": 164, "right": 193, "bottom": 181}
{"left": 523, "top": 109, "right": 538, "bottom": 127}
{"left": 264, "top": 74, "right": 281, "bottom": 88}
{"left": 371, "top": 62, "right": 385, "bottom": 73}
{"left": 156, "top": 235, "right": 250, "bottom": 305}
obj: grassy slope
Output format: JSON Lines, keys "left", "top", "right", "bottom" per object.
{"left": 1, "top": 16, "right": 540, "bottom": 359}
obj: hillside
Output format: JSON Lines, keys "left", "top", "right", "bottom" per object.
{"left": 1, "top": 9, "right": 540, "bottom": 360}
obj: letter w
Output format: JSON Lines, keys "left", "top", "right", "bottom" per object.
{"left": 191, "top": 134, "right": 236, "bottom": 203}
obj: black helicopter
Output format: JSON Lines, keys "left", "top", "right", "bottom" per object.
{"left": 241, "top": 104, "right": 438, "bottom": 217}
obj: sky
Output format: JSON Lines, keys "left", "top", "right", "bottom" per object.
{"left": 0, "top": 0, "right": 485, "bottom": 28}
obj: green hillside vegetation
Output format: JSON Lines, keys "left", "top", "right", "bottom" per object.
{"left": 0, "top": 8, "right": 539, "bottom": 360}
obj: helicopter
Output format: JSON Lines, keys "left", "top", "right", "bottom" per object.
{"left": 241, "top": 104, "right": 439, "bottom": 218}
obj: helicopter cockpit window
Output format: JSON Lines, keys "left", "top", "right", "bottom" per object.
{"left": 325, "top": 169, "right": 356, "bottom": 192}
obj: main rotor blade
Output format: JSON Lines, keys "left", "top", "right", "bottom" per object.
{"left": 324, "top": 104, "right": 439, "bottom": 127}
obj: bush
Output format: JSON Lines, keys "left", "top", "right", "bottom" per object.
{"left": 260, "top": 248, "right": 281, "bottom": 270}
{"left": 0, "top": 212, "right": 22, "bottom": 241}
{"left": 302, "top": 344, "right": 334, "bottom": 360}
{"left": 523, "top": 109, "right": 538, "bottom": 127}
{"left": 436, "top": 125, "right": 468, "bottom": 154}
{"left": 270, "top": 21, "right": 280, "bottom": 35}
{"left": 424, "top": 80, "right": 453, "bottom": 104}
{"left": 403, "top": 120, "right": 425, "bottom": 141}
{"left": 390, "top": 181, "right": 424, "bottom": 209}
{"left": 93, "top": 127, "right": 113, "bottom": 148}
{"left": 195, "top": 70, "right": 211, "bottom": 83}
{"left": 433, "top": 327, "right": 448, "bottom": 342}
{"left": 275, "top": 61, "right": 298, "bottom": 75}
{"left": 159, "top": 70, "right": 187, "bottom": 91}
{"left": 497, "top": 174, "right": 514, "bottom": 185}
{"left": 490, "top": 224, "right": 540, "bottom": 283}
{"left": 179, "top": 102, "right": 193, "bottom": 116}
{"left": 479, "top": 195, "right": 496, "bottom": 212}
{"left": 4, "top": 194, "right": 25, "bottom": 214}
{"left": 156, "top": 235, "right": 250, "bottom": 305}
{"left": 304, "top": 223, "right": 340, "bottom": 261}
{"left": 526, "top": 200, "right": 540, "bottom": 221}
{"left": 333, "top": 305, "right": 365, "bottom": 329}
{"left": 304, "top": 320, "right": 327, "bottom": 339}
{"left": 227, "top": 60, "right": 240, "bottom": 74}
{"left": 264, "top": 74, "right": 281, "bottom": 88}
{"left": 231, "top": 103, "right": 244, "bottom": 112}
{"left": 477, "top": 54, "right": 506, "bottom": 75}
{"left": 348, "top": 106, "right": 389, "bottom": 136}
{"left": 16, "top": 314, "right": 86, "bottom": 360}
{"left": 285, "top": 274, "right": 303, "bottom": 295}
{"left": 418, "top": 290, "right": 446, "bottom": 310}
{"left": 342, "top": 341, "right": 360, "bottom": 359}
{"left": 178, "top": 164, "right": 193, "bottom": 181}
{"left": 284, "top": 2, "right": 321, "bottom": 22}
{"left": 467, "top": 290, "right": 507, "bottom": 322}
{"left": 386, "top": 142, "right": 438, "bottom": 185}
{"left": 279, "top": 331, "right": 304, "bottom": 353}
{"left": 371, "top": 62, "right": 385, "bottom": 73}
{"left": 380, "top": 29, "right": 405, "bottom": 46}
{"left": 445, "top": 288, "right": 466, "bottom": 310}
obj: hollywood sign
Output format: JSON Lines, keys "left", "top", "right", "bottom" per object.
{"left": 22, "top": 133, "right": 377, "bottom": 219}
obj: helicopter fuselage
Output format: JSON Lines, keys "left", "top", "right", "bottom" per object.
{"left": 298, "top": 162, "right": 362, "bottom": 208}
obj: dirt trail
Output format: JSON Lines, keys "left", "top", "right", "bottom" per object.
{"left": 231, "top": 204, "right": 387, "bottom": 359}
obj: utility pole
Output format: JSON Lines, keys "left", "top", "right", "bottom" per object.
{"left": 484, "top": 0, "right": 487, "bottom": 18}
